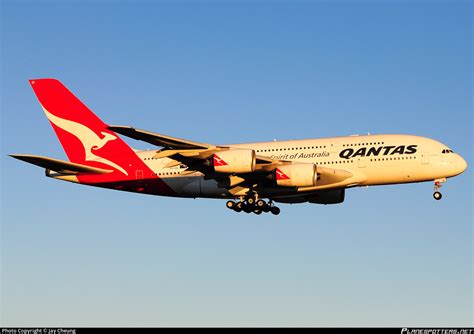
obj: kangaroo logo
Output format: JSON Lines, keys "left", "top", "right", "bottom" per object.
{"left": 42, "top": 106, "right": 129, "bottom": 175}
{"left": 276, "top": 168, "right": 290, "bottom": 180}
{"left": 213, "top": 154, "right": 228, "bottom": 166}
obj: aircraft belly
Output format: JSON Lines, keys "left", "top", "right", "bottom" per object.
{"left": 159, "top": 176, "right": 230, "bottom": 198}
{"left": 160, "top": 176, "right": 200, "bottom": 197}
{"left": 199, "top": 178, "right": 230, "bottom": 198}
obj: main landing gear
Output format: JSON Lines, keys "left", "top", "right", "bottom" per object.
{"left": 226, "top": 195, "right": 280, "bottom": 215}
{"left": 433, "top": 178, "right": 446, "bottom": 200}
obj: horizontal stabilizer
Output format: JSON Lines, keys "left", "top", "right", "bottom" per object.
{"left": 10, "top": 154, "right": 113, "bottom": 175}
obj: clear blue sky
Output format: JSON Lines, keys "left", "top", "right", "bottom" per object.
{"left": 1, "top": 0, "right": 472, "bottom": 327}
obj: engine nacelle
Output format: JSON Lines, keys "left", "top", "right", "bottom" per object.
{"left": 308, "top": 189, "right": 345, "bottom": 204}
{"left": 275, "top": 163, "right": 317, "bottom": 187}
{"left": 213, "top": 149, "right": 256, "bottom": 174}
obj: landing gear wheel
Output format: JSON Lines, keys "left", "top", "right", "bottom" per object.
{"left": 432, "top": 178, "right": 446, "bottom": 201}
{"left": 234, "top": 202, "right": 243, "bottom": 212}
{"left": 247, "top": 197, "right": 255, "bottom": 206}
{"left": 270, "top": 206, "right": 280, "bottom": 215}
{"left": 243, "top": 204, "right": 253, "bottom": 213}
{"left": 228, "top": 196, "right": 281, "bottom": 214}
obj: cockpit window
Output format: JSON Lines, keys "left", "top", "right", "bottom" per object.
{"left": 442, "top": 149, "right": 454, "bottom": 154}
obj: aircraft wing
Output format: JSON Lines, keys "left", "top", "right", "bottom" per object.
{"left": 109, "top": 125, "right": 365, "bottom": 190}
{"left": 109, "top": 125, "right": 281, "bottom": 160}
{"left": 108, "top": 126, "right": 211, "bottom": 150}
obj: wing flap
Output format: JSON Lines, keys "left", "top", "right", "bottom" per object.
{"left": 10, "top": 154, "right": 113, "bottom": 175}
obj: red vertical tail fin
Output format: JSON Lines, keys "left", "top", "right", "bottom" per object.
{"left": 29, "top": 79, "right": 138, "bottom": 181}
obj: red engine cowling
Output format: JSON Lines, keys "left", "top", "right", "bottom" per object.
{"left": 213, "top": 149, "right": 256, "bottom": 174}
{"left": 275, "top": 163, "right": 317, "bottom": 187}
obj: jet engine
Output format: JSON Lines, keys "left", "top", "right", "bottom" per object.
{"left": 213, "top": 149, "right": 256, "bottom": 174}
{"left": 275, "top": 163, "right": 317, "bottom": 187}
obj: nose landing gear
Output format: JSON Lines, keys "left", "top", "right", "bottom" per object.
{"left": 433, "top": 178, "right": 446, "bottom": 200}
{"left": 226, "top": 195, "right": 280, "bottom": 215}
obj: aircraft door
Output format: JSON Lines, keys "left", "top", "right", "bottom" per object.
{"left": 136, "top": 170, "right": 144, "bottom": 179}
{"left": 135, "top": 169, "right": 144, "bottom": 191}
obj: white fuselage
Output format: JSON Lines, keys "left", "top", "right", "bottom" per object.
{"left": 136, "top": 134, "right": 467, "bottom": 199}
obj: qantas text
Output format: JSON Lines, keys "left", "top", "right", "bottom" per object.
{"left": 270, "top": 151, "right": 330, "bottom": 160}
{"left": 339, "top": 145, "right": 418, "bottom": 159}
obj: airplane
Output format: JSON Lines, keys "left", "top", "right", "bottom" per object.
{"left": 11, "top": 79, "right": 468, "bottom": 215}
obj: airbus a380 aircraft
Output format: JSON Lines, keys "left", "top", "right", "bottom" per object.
{"left": 11, "top": 79, "right": 468, "bottom": 215}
